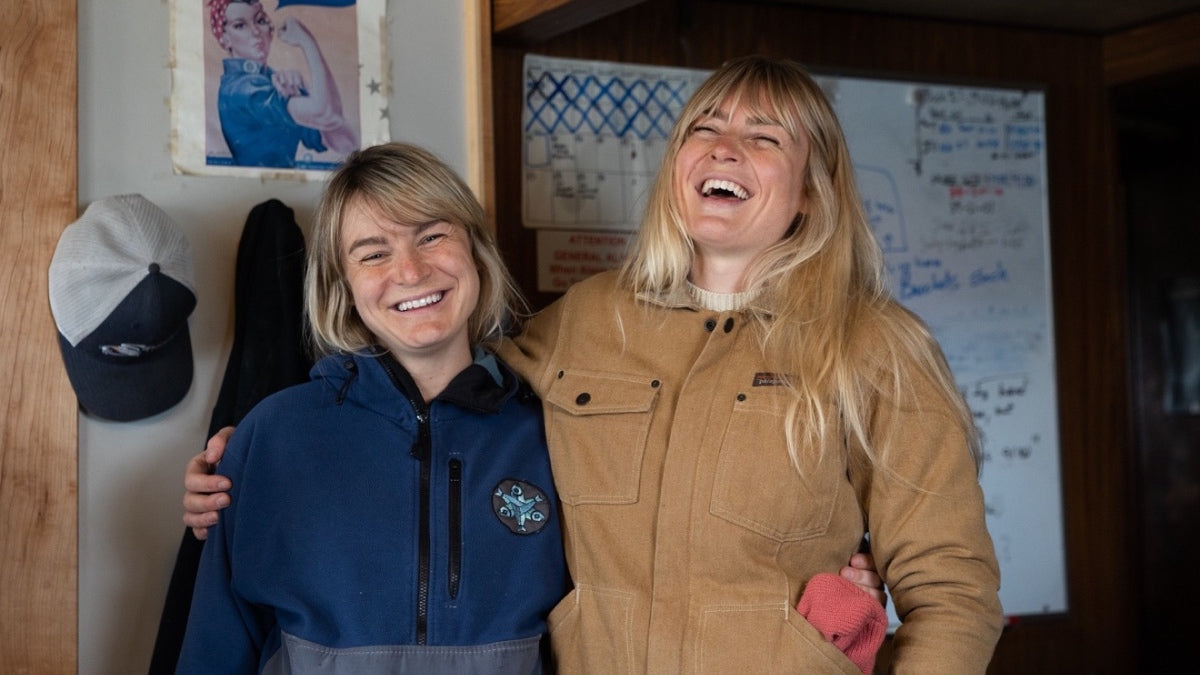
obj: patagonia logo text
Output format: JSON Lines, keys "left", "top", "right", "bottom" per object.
{"left": 752, "top": 372, "right": 788, "bottom": 387}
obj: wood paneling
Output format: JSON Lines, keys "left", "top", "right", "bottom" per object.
{"left": 1103, "top": 10, "right": 1200, "bottom": 86}
{"left": 490, "top": 1, "right": 1137, "bottom": 671}
{"left": 0, "top": 0, "right": 79, "bottom": 672}
{"left": 466, "top": 0, "right": 496, "bottom": 221}
{"left": 493, "top": 0, "right": 649, "bottom": 42}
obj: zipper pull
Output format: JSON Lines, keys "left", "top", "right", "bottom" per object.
{"left": 410, "top": 411, "right": 431, "bottom": 461}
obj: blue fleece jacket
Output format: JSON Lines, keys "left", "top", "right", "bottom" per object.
{"left": 177, "top": 349, "right": 568, "bottom": 674}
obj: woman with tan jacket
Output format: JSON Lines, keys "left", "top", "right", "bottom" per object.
{"left": 497, "top": 55, "right": 1001, "bottom": 673}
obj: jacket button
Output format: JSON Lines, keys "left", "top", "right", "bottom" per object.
{"left": 724, "top": 318, "right": 735, "bottom": 333}
{"left": 737, "top": 393, "right": 747, "bottom": 402}
{"left": 650, "top": 379, "right": 660, "bottom": 388}
{"left": 704, "top": 318, "right": 717, "bottom": 331}
{"left": 576, "top": 392, "right": 591, "bottom": 406}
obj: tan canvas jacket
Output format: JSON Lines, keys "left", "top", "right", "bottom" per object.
{"left": 499, "top": 270, "right": 1002, "bottom": 674}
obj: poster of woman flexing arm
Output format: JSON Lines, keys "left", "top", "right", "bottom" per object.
{"left": 171, "top": 0, "right": 388, "bottom": 177}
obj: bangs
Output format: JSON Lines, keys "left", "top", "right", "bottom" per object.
{"left": 349, "top": 182, "right": 438, "bottom": 230}
{"left": 683, "top": 68, "right": 806, "bottom": 143}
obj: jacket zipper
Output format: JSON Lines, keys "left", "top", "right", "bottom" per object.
{"left": 375, "top": 352, "right": 460, "bottom": 644}
{"left": 379, "top": 353, "right": 436, "bottom": 638}
{"left": 448, "top": 458, "right": 463, "bottom": 600}
{"left": 410, "top": 406, "right": 433, "bottom": 645}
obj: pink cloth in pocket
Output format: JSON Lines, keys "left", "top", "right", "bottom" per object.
{"left": 796, "top": 572, "right": 888, "bottom": 674}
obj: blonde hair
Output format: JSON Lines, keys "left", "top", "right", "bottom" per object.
{"left": 620, "top": 55, "right": 979, "bottom": 472}
{"left": 305, "top": 142, "right": 525, "bottom": 357}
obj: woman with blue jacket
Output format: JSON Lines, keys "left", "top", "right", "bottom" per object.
{"left": 177, "top": 143, "right": 567, "bottom": 673}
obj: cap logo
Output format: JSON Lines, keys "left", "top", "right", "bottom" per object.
{"left": 492, "top": 479, "right": 551, "bottom": 535}
{"left": 100, "top": 342, "right": 158, "bottom": 358}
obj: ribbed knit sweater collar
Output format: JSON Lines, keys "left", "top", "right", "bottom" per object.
{"left": 687, "top": 282, "right": 759, "bottom": 312}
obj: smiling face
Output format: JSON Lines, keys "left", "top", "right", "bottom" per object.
{"left": 218, "top": 1, "right": 273, "bottom": 62}
{"left": 340, "top": 198, "right": 479, "bottom": 375}
{"left": 673, "top": 98, "right": 810, "bottom": 272}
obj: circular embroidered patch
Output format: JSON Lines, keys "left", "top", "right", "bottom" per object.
{"left": 492, "top": 479, "right": 552, "bottom": 535}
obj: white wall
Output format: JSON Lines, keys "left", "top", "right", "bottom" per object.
{"left": 77, "top": 2, "right": 473, "bottom": 672}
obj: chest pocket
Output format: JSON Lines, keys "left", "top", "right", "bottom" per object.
{"left": 543, "top": 370, "right": 660, "bottom": 505}
{"left": 710, "top": 389, "right": 843, "bottom": 541}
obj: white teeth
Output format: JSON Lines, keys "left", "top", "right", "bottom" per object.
{"left": 701, "top": 179, "right": 749, "bottom": 199}
{"left": 395, "top": 292, "right": 443, "bottom": 312}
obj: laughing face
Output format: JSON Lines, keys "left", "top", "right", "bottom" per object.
{"left": 341, "top": 198, "right": 479, "bottom": 374}
{"left": 674, "top": 98, "right": 810, "bottom": 270}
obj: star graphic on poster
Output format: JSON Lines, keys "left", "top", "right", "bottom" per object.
{"left": 367, "top": 78, "right": 382, "bottom": 94}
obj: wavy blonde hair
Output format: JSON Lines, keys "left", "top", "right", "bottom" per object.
{"left": 620, "top": 55, "right": 979, "bottom": 472}
{"left": 306, "top": 142, "right": 525, "bottom": 358}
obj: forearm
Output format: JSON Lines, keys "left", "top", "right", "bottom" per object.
{"left": 876, "top": 483, "right": 1002, "bottom": 674}
{"left": 859, "top": 388, "right": 1003, "bottom": 671}
{"left": 279, "top": 20, "right": 347, "bottom": 131}
{"left": 297, "top": 41, "right": 343, "bottom": 120}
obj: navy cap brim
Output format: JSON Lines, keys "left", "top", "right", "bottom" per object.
{"left": 57, "top": 327, "right": 194, "bottom": 422}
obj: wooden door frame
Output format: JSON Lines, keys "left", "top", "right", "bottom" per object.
{"left": 0, "top": 0, "right": 79, "bottom": 671}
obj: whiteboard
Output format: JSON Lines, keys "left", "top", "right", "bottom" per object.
{"left": 521, "top": 54, "right": 1067, "bottom": 620}
{"left": 829, "top": 76, "right": 1066, "bottom": 624}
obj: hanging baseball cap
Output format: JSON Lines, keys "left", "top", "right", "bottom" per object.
{"left": 48, "top": 194, "right": 197, "bottom": 422}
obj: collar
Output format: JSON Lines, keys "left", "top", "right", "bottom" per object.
{"left": 223, "top": 58, "right": 271, "bottom": 76}
{"left": 375, "top": 346, "right": 512, "bottom": 414}
{"left": 686, "top": 282, "right": 761, "bottom": 312}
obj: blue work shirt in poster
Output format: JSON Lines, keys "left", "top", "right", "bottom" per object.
{"left": 216, "top": 58, "right": 326, "bottom": 168}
